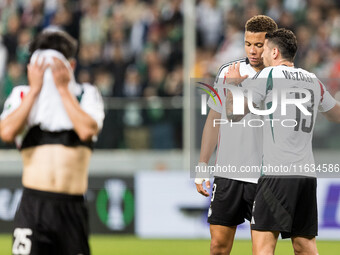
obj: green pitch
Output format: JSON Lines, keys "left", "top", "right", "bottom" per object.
{"left": 0, "top": 234, "right": 339, "bottom": 254}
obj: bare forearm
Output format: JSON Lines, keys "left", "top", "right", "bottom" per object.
{"left": 323, "top": 102, "right": 340, "bottom": 123}
{"left": 199, "top": 110, "right": 220, "bottom": 163}
{"left": 226, "top": 90, "right": 234, "bottom": 121}
{"left": 58, "top": 89, "right": 98, "bottom": 141}
{"left": 0, "top": 90, "right": 39, "bottom": 142}
{"left": 226, "top": 90, "right": 249, "bottom": 122}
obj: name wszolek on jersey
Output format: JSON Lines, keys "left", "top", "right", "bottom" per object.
{"left": 224, "top": 86, "right": 313, "bottom": 116}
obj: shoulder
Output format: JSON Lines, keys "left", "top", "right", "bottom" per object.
{"left": 297, "top": 67, "right": 317, "bottom": 78}
{"left": 218, "top": 57, "right": 247, "bottom": 72}
{"left": 11, "top": 85, "right": 30, "bottom": 93}
{"left": 215, "top": 57, "right": 247, "bottom": 81}
{"left": 252, "top": 67, "right": 273, "bottom": 80}
{"left": 78, "top": 83, "right": 103, "bottom": 103}
{"left": 79, "top": 83, "right": 101, "bottom": 95}
{"left": 7, "top": 85, "right": 30, "bottom": 98}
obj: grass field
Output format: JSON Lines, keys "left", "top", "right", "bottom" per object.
{"left": 1, "top": 235, "right": 340, "bottom": 254}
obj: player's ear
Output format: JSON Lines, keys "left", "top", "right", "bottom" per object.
{"left": 69, "top": 58, "right": 77, "bottom": 71}
{"left": 272, "top": 47, "right": 279, "bottom": 59}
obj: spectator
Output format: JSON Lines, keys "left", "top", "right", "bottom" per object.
{"left": 1, "top": 0, "right": 340, "bottom": 150}
{"left": 2, "top": 61, "right": 26, "bottom": 98}
{"left": 123, "top": 65, "right": 143, "bottom": 97}
{"left": 3, "top": 15, "right": 20, "bottom": 61}
{"left": 196, "top": 0, "right": 223, "bottom": 50}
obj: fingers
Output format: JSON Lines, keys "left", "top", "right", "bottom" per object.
{"left": 195, "top": 180, "right": 211, "bottom": 197}
{"left": 236, "top": 61, "right": 241, "bottom": 71}
{"left": 51, "top": 57, "right": 68, "bottom": 72}
{"left": 227, "top": 62, "right": 240, "bottom": 74}
{"left": 206, "top": 180, "right": 211, "bottom": 189}
{"left": 51, "top": 57, "right": 71, "bottom": 87}
{"left": 196, "top": 183, "right": 210, "bottom": 197}
{"left": 241, "top": 74, "right": 249, "bottom": 79}
{"left": 29, "top": 55, "right": 49, "bottom": 72}
{"left": 229, "top": 62, "right": 240, "bottom": 71}
{"left": 38, "top": 57, "right": 49, "bottom": 72}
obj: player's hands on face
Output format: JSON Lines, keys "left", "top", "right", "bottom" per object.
{"left": 225, "top": 62, "right": 248, "bottom": 85}
{"left": 195, "top": 178, "right": 211, "bottom": 197}
{"left": 27, "top": 55, "right": 48, "bottom": 94}
{"left": 51, "top": 57, "right": 71, "bottom": 92}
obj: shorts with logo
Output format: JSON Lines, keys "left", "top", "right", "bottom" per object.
{"left": 12, "top": 188, "right": 90, "bottom": 255}
{"left": 251, "top": 175, "right": 318, "bottom": 239}
{"left": 207, "top": 177, "right": 257, "bottom": 226}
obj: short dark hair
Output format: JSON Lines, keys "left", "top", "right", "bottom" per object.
{"left": 265, "top": 28, "right": 298, "bottom": 62}
{"left": 245, "top": 15, "right": 278, "bottom": 33}
{"left": 29, "top": 29, "right": 78, "bottom": 59}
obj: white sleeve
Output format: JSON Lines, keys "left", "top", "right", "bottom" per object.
{"left": 207, "top": 65, "right": 230, "bottom": 113}
{"left": 318, "top": 81, "right": 337, "bottom": 112}
{"left": 80, "top": 84, "right": 105, "bottom": 130}
{"left": 0, "top": 86, "right": 29, "bottom": 120}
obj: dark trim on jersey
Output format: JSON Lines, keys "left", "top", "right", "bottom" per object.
{"left": 318, "top": 80, "right": 325, "bottom": 103}
{"left": 76, "top": 85, "right": 84, "bottom": 103}
{"left": 265, "top": 69, "right": 275, "bottom": 143}
{"left": 252, "top": 69, "right": 263, "bottom": 80}
{"left": 20, "top": 125, "right": 93, "bottom": 150}
{"left": 267, "top": 102, "right": 275, "bottom": 143}
{"left": 265, "top": 69, "right": 274, "bottom": 94}
{"left": 214, "top": 57, "right": 248, "bottom": 83}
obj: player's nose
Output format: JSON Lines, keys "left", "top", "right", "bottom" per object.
{"left": 249, "top": 46, "right": 256, "bottom": 54}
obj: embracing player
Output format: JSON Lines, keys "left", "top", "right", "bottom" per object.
{"left": 195, "top": 15, "right": 277, "bottom": 255}
{"left": 226, "top": 28, "right": 340, "bottom": 254}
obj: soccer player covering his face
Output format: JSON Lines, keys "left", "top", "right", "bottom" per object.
{"left": 0, "top": 30, "right": 104, "bottom": 255}
{"left": 226, "top": 28, "right": 340, "bottom": 255}
{"left": 195, "top": 15, "right": 277, "bottom": 255}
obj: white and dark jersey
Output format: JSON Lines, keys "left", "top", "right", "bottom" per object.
{"left": 208, "top": 58, "right": 262, "bottom": 183}
{"left": 244, "top": 65, "right": 336, "bottom": 177}
{"left": 0, "top": 83, "right": 105, "bottom": 149}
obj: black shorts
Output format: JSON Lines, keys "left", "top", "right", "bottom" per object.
{"left": 12, "top": 188, "right": 90, "bottom": 255}
{"left": 207, "top": 177, "right": 257, "bottom": 226}
{"left": 251, "top": 175, "right": 318, "bottom": 239}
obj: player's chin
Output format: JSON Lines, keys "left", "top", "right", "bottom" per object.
{"left": 250, "top": 60, "right": 263, "bottom": 68}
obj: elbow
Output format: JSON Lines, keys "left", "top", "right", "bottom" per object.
{"left": 324, "top": 114, "right": 340, "bottom": 123}
{"left": 226, "top": 113, "right": 244, "bottom": 122}
{"left": 226, "top": 115, "right": 234, "bottom": 122}
{"left": 78, "top": 124, "right": 98, "bottom": 142}
{"left": 78, "top": 131, "right": 94, "bottom": 142}
{"left": 0, "top": 128, "right": 15, "bottom": 143}
{"left": 331, "top": 116, "right": 340, "bottom": 123}
{"left": 333, "top": 113, "right": 340, "bottom": 123}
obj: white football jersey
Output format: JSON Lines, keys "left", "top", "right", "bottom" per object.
{"left": 243, "top": 65, "right": 336, "bottom": 177}
{"left": 207, "top": 58, "right": 262, "bottom": 183}
{"left": 1, "top": 83, "right": 105, "bottom": 148}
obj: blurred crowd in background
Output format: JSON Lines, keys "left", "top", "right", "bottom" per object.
{"left": 1, "top": 0, "right": 340, "bottom": 149}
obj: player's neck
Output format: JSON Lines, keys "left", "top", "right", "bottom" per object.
{"left": 252, "top": 64, "right": 265, "bottom": 72}
{"left": 275, "top": 59, "right": 294, "bottom": 67}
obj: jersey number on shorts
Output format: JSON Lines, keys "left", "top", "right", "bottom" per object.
{"left": 12, "top": 228, "right": 32, "bottom": 255}
{"left": 211, "top": 183, "right": 217, "bottom": 202}
{"left": 293, "top": 89, "right": 314, "bottom": 133}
